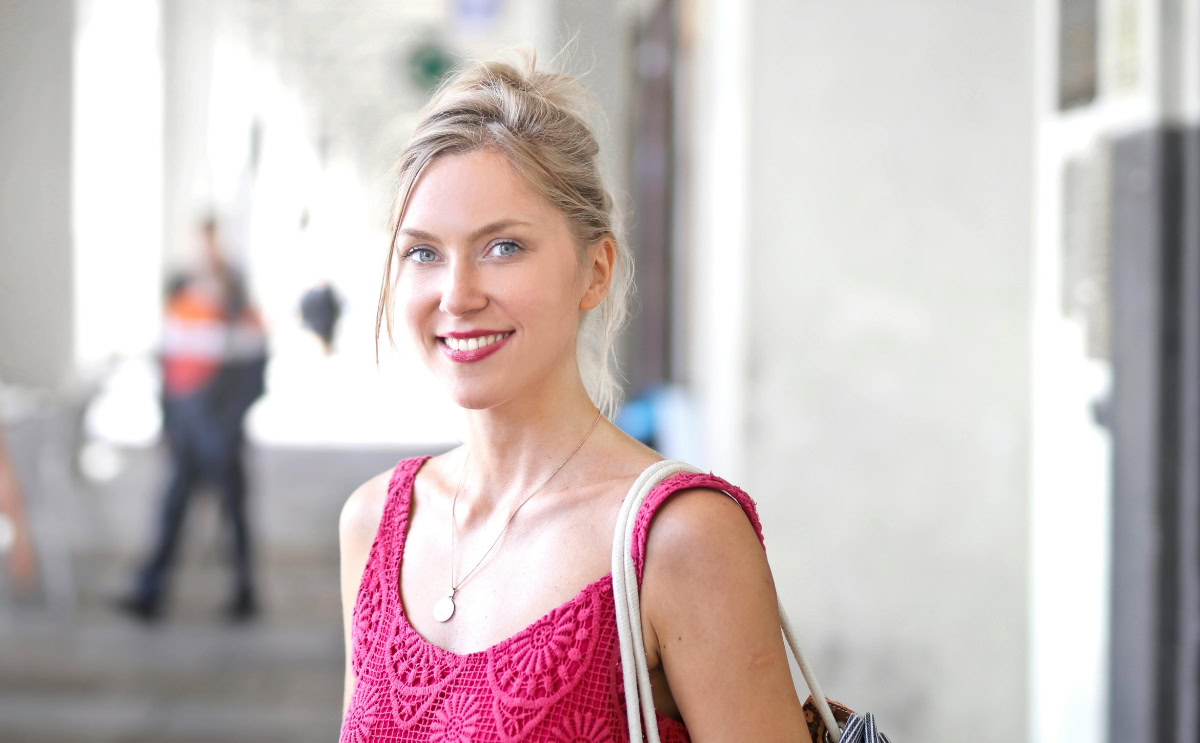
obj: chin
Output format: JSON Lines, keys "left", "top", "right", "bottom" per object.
{"left": 446, "top": 381, "right": 512, "bottom": 411}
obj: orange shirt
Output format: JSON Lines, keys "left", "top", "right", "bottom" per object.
{"left": 161, "top": 283, "right": 264, "bottom": 398}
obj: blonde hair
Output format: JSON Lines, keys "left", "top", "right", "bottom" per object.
{"left": 376, "top": 49, "right": 633, "bottom": 420}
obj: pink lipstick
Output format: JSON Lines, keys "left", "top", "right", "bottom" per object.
{"left": 437, "top": 330, "right": 514, "bottom": 363}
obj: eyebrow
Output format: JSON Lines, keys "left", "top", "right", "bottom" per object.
{"left": 398, "top": 219, "right": 532, "bottom": 244}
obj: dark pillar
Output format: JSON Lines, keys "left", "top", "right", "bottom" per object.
{"left": 1109, "top": 125, "right": 1200, "bottom": 743}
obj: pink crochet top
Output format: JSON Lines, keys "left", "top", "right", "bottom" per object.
{"left": 340, "top": 455, "right": 766, "bottom": 743}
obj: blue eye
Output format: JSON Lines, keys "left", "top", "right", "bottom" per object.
{"left": 404, "top": 247, "right": 437, "bottom": 263}
{"left": 490, "top": 240, "right": 522, "bottom": 258}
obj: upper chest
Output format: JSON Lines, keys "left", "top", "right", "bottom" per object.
{"left": 396, "top": 464, "right": 630, "bottom": 656}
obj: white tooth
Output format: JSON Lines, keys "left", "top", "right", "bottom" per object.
{"left": 467, "top": 338, "right": 479, "bottom": 351}
{"left": 486, "top": 334, "right": 498, "bottom": 345}
{"left": 449, "top": 338, "right": 461, "bottom": 351}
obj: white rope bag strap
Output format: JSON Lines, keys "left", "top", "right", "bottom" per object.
{"left": 611, "top": 459, "right": 843, "bottom": 743}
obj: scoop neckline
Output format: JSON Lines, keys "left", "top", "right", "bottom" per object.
{"left": 389, "top": 454, "right": 616, "bottom": 660}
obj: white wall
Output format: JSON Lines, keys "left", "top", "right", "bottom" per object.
{"left": 690, "top": 2, "right": 1035, "bottom": 740}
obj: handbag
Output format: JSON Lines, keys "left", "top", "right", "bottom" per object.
{"left": 611, "top": 459, "right": 891, "bottom": 743}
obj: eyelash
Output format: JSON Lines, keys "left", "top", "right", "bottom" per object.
{"left": 401, "top": 240, "right": 524, "bottom": 263}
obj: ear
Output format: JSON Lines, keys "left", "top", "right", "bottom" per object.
{"left": 579, "top": 236, "right": 615, "bottom": 311}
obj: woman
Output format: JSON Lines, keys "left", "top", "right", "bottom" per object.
{"left": 339, "top": 52, "right": 811, "bottom": 742}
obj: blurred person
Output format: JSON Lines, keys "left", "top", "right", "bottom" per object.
{"left": 115, "top": 215, "right": 267, "bottom": 623}
{"left": 337, "top": 52, "right": 812, "bottom": 742}
{"left": 300, "top": 282, "right": 342, "bottom": 355}
{"left": 0, "top": 423, "right": 39, "bottom": 596}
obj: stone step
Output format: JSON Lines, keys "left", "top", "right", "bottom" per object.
{"left": 0, "top": 433, "right": 413, "bottom": 742}
{"left": 0, "top": 617, "right": 346, "bottom": 741}
{"left": 0, "top": 616, "right": 343, "bottom": 689}
{"left": 0, "top": 691, "right": 339, "bottom": 743}
{"left": 63, "top": 547, "right": 345, "bottom": 627}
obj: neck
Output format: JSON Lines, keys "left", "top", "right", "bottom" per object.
{"left": 455, "top": 362, "right": 605, "bottom": 513}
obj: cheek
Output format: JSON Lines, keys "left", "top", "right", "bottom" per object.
{"left": 395, "top": 273, "right": 437, "bottom": 337}
{"left": 507, "top": 268, "right": 580, "bottom": 335}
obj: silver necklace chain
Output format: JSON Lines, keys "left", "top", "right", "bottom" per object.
{"left": 433, "top": 408, "right": 603, "bottom": 622}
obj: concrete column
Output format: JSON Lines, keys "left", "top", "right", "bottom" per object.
{"left": 693, "top": 2, "right": 1035, "bottom": 740}
{"left": 0, "top": 0, "right": 75, "bottom": 390}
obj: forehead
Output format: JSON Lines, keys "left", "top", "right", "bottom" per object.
{"left": 401, "top": 149, "right": 560, "bottom": 238}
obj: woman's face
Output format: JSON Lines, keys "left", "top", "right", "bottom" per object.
{"left": 394, "top": 149, "right": 591, "bottom": 410}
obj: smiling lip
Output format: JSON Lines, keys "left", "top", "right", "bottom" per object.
{"left": 437, "top": 331, "right": 514, "bottom": 363}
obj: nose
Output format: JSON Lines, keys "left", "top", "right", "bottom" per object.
{"left": 438, "top": 259, "right": 488, "bottom": 317}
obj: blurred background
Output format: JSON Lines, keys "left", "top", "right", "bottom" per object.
{"left": 1, "top": 0, "right": 1197, "bottom": 741}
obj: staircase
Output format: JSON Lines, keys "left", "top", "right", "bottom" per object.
{"left": 0, "top": 432, "right": 421, "bottom": 743}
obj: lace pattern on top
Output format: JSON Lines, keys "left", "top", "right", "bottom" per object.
{"left": 340, "top": 455, "right": 766, "bottom": 742}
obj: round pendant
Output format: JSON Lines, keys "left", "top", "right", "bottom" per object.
{"left": 433, "top": 595, "right": 455, "bottom": 622}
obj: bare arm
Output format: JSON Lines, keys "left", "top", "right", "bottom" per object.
{"left": 641, "top": 488, "right": 812, "bottom": 743}
{"left": 338, "top": 471, "right": 390, "bottom": 725}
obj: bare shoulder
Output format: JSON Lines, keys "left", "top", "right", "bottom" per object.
{"left": 338, "top": 467, "right": 395, "bottom": 552}
{"left": 339, "top": 464, "right": 401, "bottom": 713}
{"left": 640, "top": 487, "right": 806, "bottom": 740}
{"left": 640, "top": 484, "right": 771, "bottom": 648}
{"left": 644, "top": 485, "right": 762, "bottom": 566}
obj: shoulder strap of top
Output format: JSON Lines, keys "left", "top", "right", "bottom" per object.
{"left": 378, "top": 454, "right": 428, "bottom": 563}
{"left": 630, "top": 470, "right": 766, "bottom": 589}
{"left": 357, "top": 454, "right": 426, "bottom": 589}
